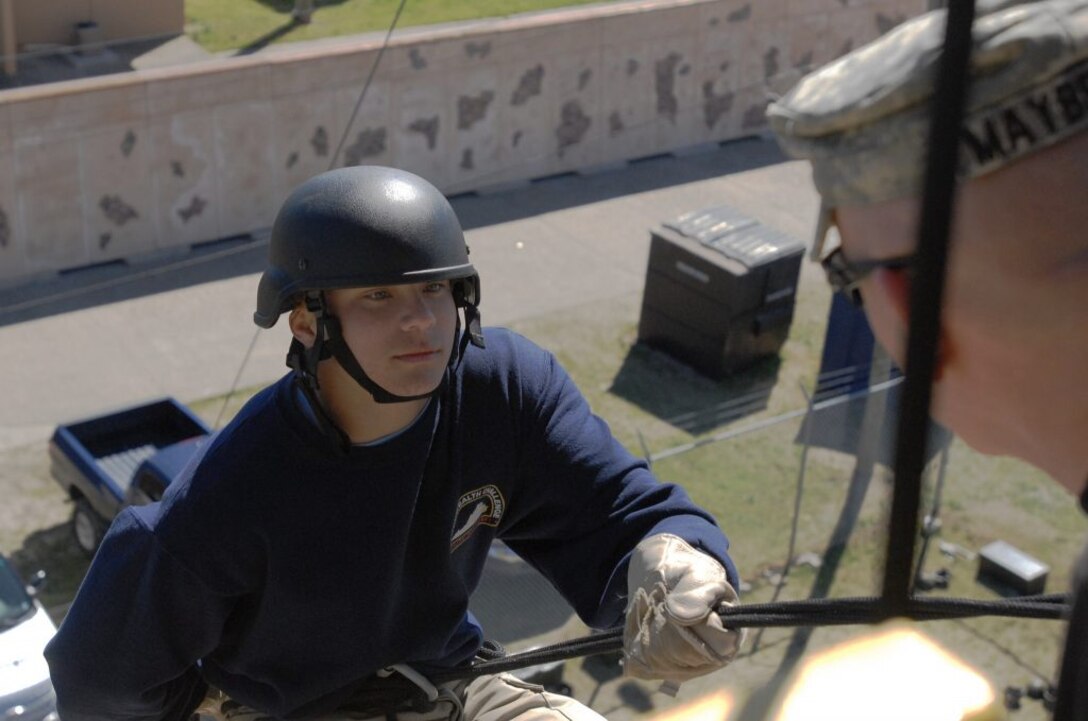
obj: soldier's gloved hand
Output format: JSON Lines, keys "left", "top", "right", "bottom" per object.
{"left": 623, "top": 533, "right": 744, "bottom": 687}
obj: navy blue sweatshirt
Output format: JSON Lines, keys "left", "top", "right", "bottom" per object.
{"left": 45, "top": 328, "right": 737, "bottom": 720}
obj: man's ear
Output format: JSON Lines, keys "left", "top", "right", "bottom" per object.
{"left": 872, "top": 268, "right": 953, "bottom": 382}
{"left": 289, "top": 306, "right": 317, "bottom": 349}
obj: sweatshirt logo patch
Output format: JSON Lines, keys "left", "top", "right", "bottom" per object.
{"left": 451, "top": 485, "right": 505, "bottom": 552}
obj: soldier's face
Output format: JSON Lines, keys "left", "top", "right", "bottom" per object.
{"left": 826, "top": 157, "right": 1074, "bottom": 467}
{"left": 325, "top": 281, "right": 457, "bottom": 398}
{"left": 834, "top": 197, "right": 1011, "bottom": 455}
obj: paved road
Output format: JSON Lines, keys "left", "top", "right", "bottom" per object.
{"left": 0, "top": 135, "right": 818, "bottom": 451}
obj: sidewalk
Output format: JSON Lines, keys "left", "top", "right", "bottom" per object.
{"left": 0, "top": 136, "right": 819, "bottom": 449}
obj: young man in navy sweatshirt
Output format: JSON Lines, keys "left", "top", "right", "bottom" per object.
{"left": 45, "top": 166, "right": 744, "bottom": 721}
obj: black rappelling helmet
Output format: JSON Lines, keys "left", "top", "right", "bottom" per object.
{"left": 254, "top": 166, "right": 484, "bottom": 411}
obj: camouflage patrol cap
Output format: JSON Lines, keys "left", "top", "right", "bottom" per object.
{"left": 766, "top": 0, "right": 1088, "bottom": 253}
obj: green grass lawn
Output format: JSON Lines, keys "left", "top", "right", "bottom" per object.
{"left": 185, "top": 0, "right": 622, "bottom": 54}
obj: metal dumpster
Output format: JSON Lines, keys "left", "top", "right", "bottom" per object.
{"left": 637, "top": 205, "right": 804, "bottom": 378}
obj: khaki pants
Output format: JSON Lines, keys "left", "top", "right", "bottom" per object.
{"left": 195, "top": 673, "right": 605, "bottom": 721}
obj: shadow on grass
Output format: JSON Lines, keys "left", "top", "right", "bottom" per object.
{"left": 580, "top": 652, "right": 623, "bottom": 685}
{"left": 251, "top": 0, "right": 350, "bottom": 13}
{"left": 581, "top": 654, "right": 656, "bottom": 715}
{"left": 234, "top": 0, "right": 354, "bottom": 55}
{"left": 470, "top": 549, "right": 575, "bottom": 647}
{"left": 9, "top": 521, "right": 91, "bottom": 624}
{"left": 609, "top": 342, "right": 780, "bottom": 436}
{"left": 616, "top": 682, "right": 655, "bottom": 713}
{"left": 235, "top": 17, "right": 307, "bottom": 55}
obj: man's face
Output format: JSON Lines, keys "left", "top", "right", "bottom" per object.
{"left": 324, "top": 280, "right": 458, "bottom": 398}
{"left": 832, "top": 188, "right": 1040, "bottom": 460}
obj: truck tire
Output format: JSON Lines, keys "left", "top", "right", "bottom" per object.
{"left": 72, "top": 500, "right": 105, "bottom": 557}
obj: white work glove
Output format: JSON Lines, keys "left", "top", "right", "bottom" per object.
{"left": 623, "top": 533, "right": 744, "bottom": 688}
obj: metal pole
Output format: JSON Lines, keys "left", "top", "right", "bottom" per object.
{"left": 912, "top": 443, "right": 951, "bottom": 590}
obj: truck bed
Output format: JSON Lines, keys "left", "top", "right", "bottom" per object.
{"left": 50, "top": 398, "right": 210, "bottom": 515}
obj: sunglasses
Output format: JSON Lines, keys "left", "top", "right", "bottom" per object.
{"left": 820, "top": 246, "right": 915, "bottom": 306}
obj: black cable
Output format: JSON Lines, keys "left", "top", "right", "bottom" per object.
{"left": 353, "top": 591, "right": 1070, "bottom": 710}
{"left": 427, "top": 593, "right": 1069, "bottom": 683}
{"left": 881, "top": 0, "right": 978, "bottom": 616}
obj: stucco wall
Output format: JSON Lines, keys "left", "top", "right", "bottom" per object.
{"left": 0, "top": 0, "right": 926, "bottom": 286}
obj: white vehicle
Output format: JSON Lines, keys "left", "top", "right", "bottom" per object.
{"left": 0, "top": 556, "right": 57, "bottom": 721}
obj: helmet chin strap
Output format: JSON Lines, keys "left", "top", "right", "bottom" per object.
{"left": 288, "top": 290, "right": 483, "bottom": 408}
{"left": 322, "top": 313, "right": 446, "bottom": 404}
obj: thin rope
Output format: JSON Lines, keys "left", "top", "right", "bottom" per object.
{"left": 213, "top": 0, "right": 410, "bottom": 426}
{"left": 213, "top": 327, "right": 262, "bottom": 429}
{"left": 328, "top": 0, "right": 409, "bottom": 171}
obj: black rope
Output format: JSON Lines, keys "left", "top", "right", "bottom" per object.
{"left": 881, "top": 0, "right": 978, "bottom": 615}
{"left": 340, "top": 592, "right": 1069, "bottom": 714}
{"left": 427, "top": 593, "right": 1069, "bottom": 683}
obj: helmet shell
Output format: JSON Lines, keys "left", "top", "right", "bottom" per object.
{"left": 255, "top": 166, "right": 476, "bottom": 328}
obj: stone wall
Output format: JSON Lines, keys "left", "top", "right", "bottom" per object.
{"left": 0, "top": 0, "right": 926, "bottom": 287}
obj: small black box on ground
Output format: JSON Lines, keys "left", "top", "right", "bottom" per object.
{"left": 977, "top": 540, "right": 1049, "bottom": 595}
{"left": 637, "top": 205, "right": 804, "bottom": 379}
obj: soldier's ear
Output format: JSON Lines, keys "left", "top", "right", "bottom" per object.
{"left": 289, "top": 305, "right": 318, "bottom": 349}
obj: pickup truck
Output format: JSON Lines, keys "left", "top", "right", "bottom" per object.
{"left": 49, "top": 398, "right": 212, "bottom": 556}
